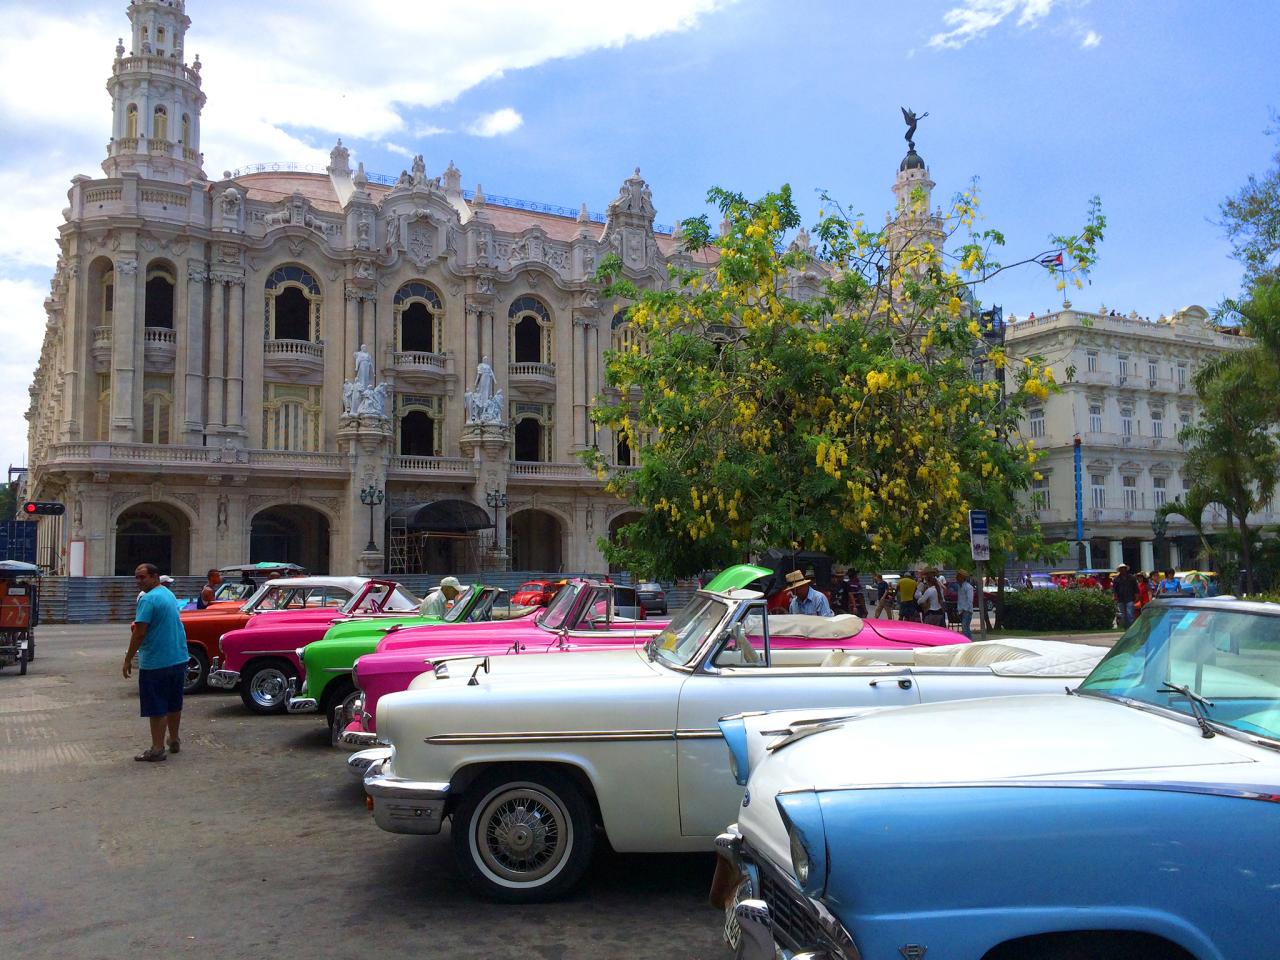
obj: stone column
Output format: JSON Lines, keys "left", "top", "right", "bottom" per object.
{"left": 1108, "top": 539, "right": 1124, "bottom": 571}
{"left": 571, "top": 315, "right": 588, "bottom": 451}
{"left": 182, "top": 260, "right": 207, "bottom": 441}
{"left": 338, "top": 417, "right": 394, "bottom": 575}
{"left": 206, "top": 279, "right": 225, "bottom": 431}
{"left": 1139, "top": 539, "right": 1155, "bottom": 573}
{"left": 1169, "top": 541, "right": 1181, "bottom": 569}
{"left": 226, "top": 277, "right": 245, "bottom": 434}
{"left": 110, "top": 254, "right": 139, "bottom": 439}
{"left": 61, "top": 258, "right": 85, "bottom": 441}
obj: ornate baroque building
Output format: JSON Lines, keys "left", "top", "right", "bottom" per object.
{"left": 1004, "top": 306, "right": 1269, "bottom": 571}
{"left": 25, "top": 0, "right": 712, "bottom": 576}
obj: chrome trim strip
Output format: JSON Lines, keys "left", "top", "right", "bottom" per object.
{"left": 792, "top": 780, "right": 1280, "bottom": 803}
{"left": 322, "top": 666, "right": 354, "bottom": 673}
{"left": 675, "top": 728, "right": 723, "bottom": 740}
{"left": 425, "top": 729, "right": 675, "bottom": 745}
{"left": 240, "top": 650, "right": 293, "bottom": 657}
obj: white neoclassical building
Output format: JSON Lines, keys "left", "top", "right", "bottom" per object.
{"left": 25, "top": 0, "right": 712, "bottom": 577}
{"left": 1004, "top": 305, "right": 1269, "bottom": 571}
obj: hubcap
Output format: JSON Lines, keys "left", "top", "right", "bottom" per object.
{"left": 474, "top": 786, "right": 570, "bottom": 885}
{"left": 250, "top": 668, "right": 289, "bottom": 708}
{"left": 184, "top": 655, "right": 203, "bottom": 689}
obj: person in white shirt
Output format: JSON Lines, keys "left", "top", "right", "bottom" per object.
{"left": 419, "top": 576, "right": 462, "bottom": 619}
{"left": 918, "top": 571, "right": 946, "bottom": 627}
{"left": 955, "top": 569, "right": 975, "bottom": 639}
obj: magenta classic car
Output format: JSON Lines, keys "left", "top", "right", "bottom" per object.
{"left": 208, "top": 578, "right": 420, "bottom": 714}
{"left": 340, "top": 567, "right": 962, "bottom": 750}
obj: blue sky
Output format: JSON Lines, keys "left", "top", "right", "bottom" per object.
{"left": 1, "top": 0, "right": 1276, "bottom": 468}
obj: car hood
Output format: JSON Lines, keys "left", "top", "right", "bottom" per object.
{"left": 736, "top": 694, "right": 1270, "bottom": 870}
{"left": 405, "top": 644, "right": 662, "bottom": 692}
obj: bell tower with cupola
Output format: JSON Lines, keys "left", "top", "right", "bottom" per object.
{"left": 103, "top": 0, "right": 206, "bottom": 182}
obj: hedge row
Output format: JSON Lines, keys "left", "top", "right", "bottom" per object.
{"left": 1001, "top": 588, "right": 1117, "bottom": 631}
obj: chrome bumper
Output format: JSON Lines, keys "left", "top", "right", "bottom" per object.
{"left": 286, "top": 696, "right": 318, "bottom": 714}
{"left": 207, "top": 668, "right": 239, "bottom": 689}
{"left": 347, "top": 746, "right": 392, "bottom": 780}
{"left": 364, "top": 764, "right": 450, "bottom": 835}
{"left": 340, "top": 728, "right": 382, "bottom": 748}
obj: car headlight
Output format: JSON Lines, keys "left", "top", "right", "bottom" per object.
{"left": 790, "top": 830, "right": 811, "bottom": 887}
{"left": 777, "top": 790, "right": 827, "bottom": 896}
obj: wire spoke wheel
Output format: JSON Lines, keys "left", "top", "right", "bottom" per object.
{"left": 474, "top": 785, "right": 571, "bottom": 885}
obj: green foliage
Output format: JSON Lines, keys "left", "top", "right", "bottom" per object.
{"left": 588, "top": 180, "right": 1103, "bottom": 580}
{"left": 1001, "top": 588, "right": 1117, "bottom": 631}
{"left": 1219, "top": 113, "right": 1280, "bottom": 286}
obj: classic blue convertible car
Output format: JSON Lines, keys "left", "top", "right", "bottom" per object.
{"left": 716, "top": 598, "right": 1280, "bottom": 960}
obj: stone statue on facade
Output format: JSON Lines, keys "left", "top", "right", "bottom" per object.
{"left": 342, "top": 345, "right": 390, "bottom": 420}
{"left": 465, "top": 355, "right": 504, "bottom": 424}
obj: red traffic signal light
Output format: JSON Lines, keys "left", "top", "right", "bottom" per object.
{"left": 22, "top": 501, "right": 65, "bottom": 516}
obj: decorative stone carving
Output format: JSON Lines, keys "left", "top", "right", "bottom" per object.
{"left": 405, "top": 216, "right": 435, "bottom": 268}
{"left": 465, "top": 356, "right": 505, "bottom": 424}
{"left": 219, "top": 187, "right": 241, "bottom": 218}
{"left": 342, "top": 345, "right": 391, "bottom": 421}
{"left": 115, "top": 257, "right": 138, "bottom": 278}
{"left": 327, "top": 139, "right": 351, "bottom": 178}
{"left": 356, "top": 214, "right": 372, "bottom": 249}
{"left": 187, "top": 262, "right": 208, "bottom": 283}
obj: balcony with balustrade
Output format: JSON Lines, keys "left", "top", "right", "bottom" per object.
{"left": 40, "top": 441, "right": 348, "bottom": 480}
{"left": 91, "top": 326, "right": 113, "bottom": 373}
{"left": 387, "top": 455, "right": 478, "bottom": 482}
{"left": 389, "top": 349, "right": 453, "bottom": 389}
{"left": 143, "top": 326, "right": 177, "bottom": 372}
{"left": 263, "top": 338, "right": 324, "bottom": 380}
{"left": 508, "top": 361, "right": 557, "bottom": 395}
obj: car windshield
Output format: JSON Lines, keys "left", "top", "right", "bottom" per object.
{"left": 517, "top": 581, "right": 544, "bottom": 593}
{"left": 1079, "top": 603, "right": 1280, "bottom": 742}
{"left": 647, "top": 595, "right": 730, "bottom": 668}
{"left": 536, "top": 582, "right": 580, "bottom": 630}
{"left": 443, "top": 585, "right": 484, "bottom": 623}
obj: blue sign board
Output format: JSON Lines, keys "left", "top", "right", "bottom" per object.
{"left": 0, "top": 520, "right": 37, "bottom": 564}
{"left": 968, "top": 510, "right": 990, "bottom": 561}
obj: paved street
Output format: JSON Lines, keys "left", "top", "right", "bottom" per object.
{"left": 0, "top": 624, "right": 730, "bottom": 960}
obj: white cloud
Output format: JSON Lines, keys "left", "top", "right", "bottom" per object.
{"left": 1081, "top": 29, "right": 1102, "bottom": 48}
{"left": 928, "top": 0, "right": 1059, "bottom": 49}
{"left": 383, "top": 142, "right": 415, "bottom": 159}
{"left": 468, "top": 108, "right": 524, "bottom": 137}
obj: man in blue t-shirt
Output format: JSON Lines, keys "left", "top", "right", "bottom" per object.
{"left": 122, "top": 563, "right": 189, "bottom": 761}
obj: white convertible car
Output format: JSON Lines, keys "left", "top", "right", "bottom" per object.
{"left": 361, "top": 587, "right": 1109, "bottom": 901}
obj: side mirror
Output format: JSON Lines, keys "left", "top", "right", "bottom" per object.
{"left": 467, "top": 657, "right": 491, "bottom": 686}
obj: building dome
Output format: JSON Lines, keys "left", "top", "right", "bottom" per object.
{"left": 899, "top": 148, "right": 926, "bottom": 172}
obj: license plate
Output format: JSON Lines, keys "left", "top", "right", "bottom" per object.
{"left": 723, "top": 876, "right": 751, "bottom": 951}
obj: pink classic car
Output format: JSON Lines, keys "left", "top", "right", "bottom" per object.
{"left": 207, "top": 578, "right": 420, "bottom": 714}
{"left": 339, "top": 567, "right": 962, "bottom": 752}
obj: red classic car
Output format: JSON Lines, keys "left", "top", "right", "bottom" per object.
{"left": 510, "top": 579, "right": 558, "bottom": 606}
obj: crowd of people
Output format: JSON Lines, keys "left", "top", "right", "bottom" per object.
{"left": 1109, "top": 565, "right": 1215, "bottom": 628}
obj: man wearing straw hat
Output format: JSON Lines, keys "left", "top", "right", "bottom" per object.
{"left": 785, "top": 569, "right": 833, "bottom": 617}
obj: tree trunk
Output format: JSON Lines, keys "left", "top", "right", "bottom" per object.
{"left": 1239, "top": 517, "right": 1255, "bottom": 594}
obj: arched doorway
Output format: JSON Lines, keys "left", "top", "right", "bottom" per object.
{"left": 250, "top": 505, "right": 331, "bottom": 573}
{"left": 386, "top": 499, "right": 495, "bottom": 574}
{"left": 115, "top": 502, "right": 191, "bottom": 576}
{"left": 606, "top": 511, "right": 645, "bottom": 574}
{"left": 508, "top": 509, "right": 564, "bottom": 572}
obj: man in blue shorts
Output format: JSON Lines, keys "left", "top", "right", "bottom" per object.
{"left": 122, "top": 563, "right": 189, "bottom": 762}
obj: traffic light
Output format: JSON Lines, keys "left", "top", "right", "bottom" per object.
{"left": 22, "top": 501, "right": 65, "bottom": 516}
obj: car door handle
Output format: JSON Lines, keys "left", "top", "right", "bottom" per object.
{"left": 869, "top": 678, "right": 912, "bottom": 690}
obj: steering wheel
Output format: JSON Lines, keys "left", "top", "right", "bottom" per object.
{"left": 734, "top": 623, "right": 760, "bottom": 664}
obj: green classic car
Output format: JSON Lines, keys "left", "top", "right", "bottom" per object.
{"left": 287, "top": 584, "right": 517, "bottom": 741}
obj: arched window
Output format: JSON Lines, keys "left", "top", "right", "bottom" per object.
{"left": 397, "top": 395, "right": 443, "bottom": 457}
{"left": 125, "top": 104, "right": 138, "bottom": 139}
{"left": 155, "top": 26, "right": 165, "bottom": 54}
{"left": 101, "top": 274, "right": 115, "bottom": 326}
{"left": 144, "top": 264, "right": 175, "bottom": 328}
{"left": 264, "top": 265, "right": 322, "bottom": 342}
{"left": 512, "top": 402, "right": 552, "bottom": 462}
{"left": 181, "top": 113, "right": 190, "bottom": 145}
{"left": 263, "top": 383, "right": 321, "bottom": 451}
{"left": 509, "top": 295, "right": 551, "bottom": 364}
{"left": 142, "top": 374, "right": 172, "bottom": 444}
{"left": 152, "top": 105, "right": 167, "bottom": 141}
{"left": 616, "top": 434, "right": 632, "bottom": 467}
{"left": 610, "top": 308, "right": 646, "bottom": 356}
{"left": 394, "top": 282, "right": 443, "bottom": 354}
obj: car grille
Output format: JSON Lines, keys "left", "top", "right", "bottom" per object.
{"left": 757, "top": 859, "right": 823, "bottom": 951}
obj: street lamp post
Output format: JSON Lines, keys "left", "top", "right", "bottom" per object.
{"left": 360, "top": 484, "right": 384, "bottom": 553}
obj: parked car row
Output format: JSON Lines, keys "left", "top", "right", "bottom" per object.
{"left": 182, "top": 570, "right": 1278, "bottom": 958}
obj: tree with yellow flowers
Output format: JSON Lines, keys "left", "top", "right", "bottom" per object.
{"left": 589, "top": 182, "right": 1104, "bottom": 579}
